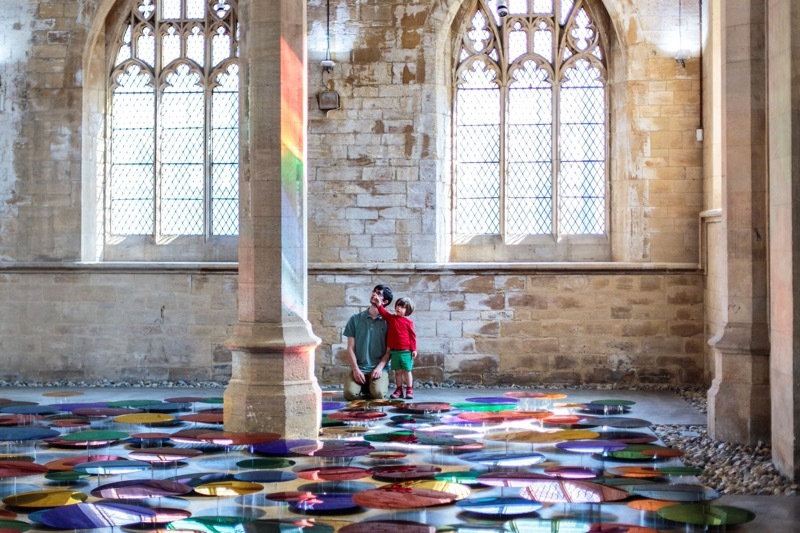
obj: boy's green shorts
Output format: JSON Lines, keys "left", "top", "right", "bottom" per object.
{"left": 390, "top": 350, "right": 413, "bottom": 371}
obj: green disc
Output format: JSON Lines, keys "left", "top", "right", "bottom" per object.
{"left": 450, "top": 402, "right": 516, "bottom": 412}
{"left": 434, "top": 470, "right": 483, "bottom": 485}
{"left": 60, "top": 430, "right": 130, "bottom": 442}
{"left": 658, "top": 466, "right": 704, "bottom": 476}
{"left": 236, "top": 458, "right": 295, "bottom": 469}
{"left": 0, "top": 519, "right": 31, "bottom": 532}
{"left": 590, "top": 399, "right": 636, "bottom": 406}
{"left": 658, "top": 503, "right": 756, "bottom": 526}
{"left": 44, "top": 471, "right": 90, "bottom": 482}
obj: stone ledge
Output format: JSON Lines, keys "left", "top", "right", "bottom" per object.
{"left": 0, "top": 262, "right": 238, "bottom": 274}
{"left": 310, "top": 262, "right": 701, "bottom": 275}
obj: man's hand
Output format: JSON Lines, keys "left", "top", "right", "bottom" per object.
{"left": 370, "top": 362, "right": 385, "bottom": 380}
{"left": 352, "top": 368, "right": 366, "bottom": 385}
{"left": 412, "top": 350, "right": 417, "bottom": 359}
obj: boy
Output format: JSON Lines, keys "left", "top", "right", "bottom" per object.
{"left": 371, "top": 293, "right": 417, "bottom": 399}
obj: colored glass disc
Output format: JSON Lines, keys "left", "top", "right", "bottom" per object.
{"left": 658, "top": 503, "right": 756, "bottom": 526}
{"left": 456, "top": 496, "right": 542, "bottom": 516}
{"left": 2, "top": 490, "right": 88, "bottom": 509}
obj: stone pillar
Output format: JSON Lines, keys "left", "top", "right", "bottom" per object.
{"left": 767, "top": 0, "right": 800, "bottom": 481}
{"left": 224, "top": 0, "right": 322, "bottom": 437}
{"left": 707, "top": 0, "right": 770, "bottom": 444}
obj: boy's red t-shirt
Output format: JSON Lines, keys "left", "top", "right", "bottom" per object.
{"left": 376, "top": 305, "right": 417, "bottom": 351}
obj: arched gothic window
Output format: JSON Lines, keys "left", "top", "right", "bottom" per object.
{"left": 108, "top": 0, "right": 239, "bottom": 245}
{"left": 455, "top": 0, "right": 607, "bottom": 245}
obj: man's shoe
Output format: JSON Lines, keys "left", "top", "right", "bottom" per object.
{"left": 390, "top": 387, "right": 404, "bottom": 399}
{"left": 405, "top": 387, "right": 414, "bottom": 399}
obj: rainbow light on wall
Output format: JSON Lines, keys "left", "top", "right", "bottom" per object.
{"left": 279, "top": 36, "right": 306, "bottom": 317}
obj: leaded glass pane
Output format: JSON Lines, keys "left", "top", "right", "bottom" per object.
{"left": 211, "top": 65, "right": 239, "bottom": 235}
{"left": 508, "top": 25, "right": 527, "bottom": 63}
{"left": 457, "top": 87, "right": 500, "bottom": 125}
{"left": 116, "top": 25, "right": 132, "bottom": 66}
{"left": 559, "top": 57, "right": 605, "bottom": 235}
{"left": 138, "top": 0, "right": 155, "bottom": 20}
{"left": 110, "top": 171, "right": 155, "bottom": 235}
{"left": 186, "top": 0, "right": 204, "bottom": 19}
{"left": 560, "top": 0, "right": 575, "bottom": 25}
{"left": 211, "top": 0, "right": 232, "bottom": 19}
{"left": 212, "top": 26, "right": 232, "bottom": 66}
{"left": 186, "top": 26, "right": 205, "bottom": 66}
{"left": 571, "top": 8, "right": 594, "bottom": 51}
{"left": 467, "top": 10, "right": 492, "bottom": 53}
{"left": 559, "top": 162, "right": 604, "bottom": 234}
{"left": 456, "top": 163, "right": 500, "bottom": 234}
{"left": 137, "top": 26, "right": 156, "bottom": 67}
{"left": 507, "top": 194, "right": 552, "bottom": 235}
{"left": 161, "top": 0, "right": 181, "bottom": 20}
{"left": 161, "top": 164, "right": 204, "bottom": 234}
{"left": 508, "top": 0, "right": 527, "bottom": 15}
{"left": 534, "top": 0, "right": 553, "bottom": 13}
{"left": 160, "top": 65, "right": 204, "bottom": 235}
{"left": 460, "top": 59, "right": 497, "bottom": 90}
{"left": 162, "top": 25, "right": 181, "bottom": 65}
{"left": 110, "top": 66, "right": 155, "bottom": 236}
{"left": 532, "top": 22, "right": 552, "bottom": 61}
{"left": 456, "top": 49, "right": 501, "bottom": 235}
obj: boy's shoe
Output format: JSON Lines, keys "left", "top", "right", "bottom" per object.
{"left": 390, "top": 387, "right": 404, "bottom": 399}
{"left": 405, "top": 387, "right": 414, "bottom": 399}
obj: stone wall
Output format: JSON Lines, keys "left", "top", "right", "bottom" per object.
{"left": 310, "top": 267, "right": 705, "bottom": 387}
{"left": 0, "top": 265, "right": 705, "bottom": 387}
{"left": 0, "top": 266, "right": 237, "bottom": 383}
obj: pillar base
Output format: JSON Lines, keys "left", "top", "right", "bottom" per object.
{"left": 707, "top": 323, "right": 770, "bottom": 444}
{"left": 223, "top": 319, "right": 321, "bottom": 438}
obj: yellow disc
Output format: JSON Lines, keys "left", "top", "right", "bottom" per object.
{"left": 347, "top": 399, "right": 405, "bottom": 409}
{"left": 194, "top": 481, "right": 263, "bottom": 497}
{"left": 114, "top": 413, "right": 176, "bottom": 424}
{"left": 42, "top": 391, "right": 84, "bottom": 398}
{"left": 319, "top": 426, "right": 369, "bottom": 437}
{"left": 2, "top": 489, "right": 88, "bottom": 508}
{"left": 483, "top": 429, "right": 599, "bottom": 443}
{"left": 394, "top": 479, "right": 471, "bottom": 500}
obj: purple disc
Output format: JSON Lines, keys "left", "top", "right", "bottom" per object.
{"left": 252, "top": 438, "right": 319, "bottom": 455}
{"left": 90, "top": 479, "right": 193, "bottom": 499}
{"left": 555, "top": 439, "right": 628, "bottom": 454}
{"left": 58, "top": 402, "right": 109, "bottom": 412}
{"left": 235, "top": 470, "right": 298, "bottom": 483}
{"left": 290, "top": 441, "right": 376, "bottom": 458}
{"left": 464, "top": 397, "right": 519, "bottom": 404}
{"left": 544, "top": 466, "right": 603, "bottom": 479}
{"left": 38, "top": 502, "right": 156, "bottom": 529}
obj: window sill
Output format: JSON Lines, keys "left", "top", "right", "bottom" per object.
{"left": 309, "top": 262, "right": 701, "bottom": 275}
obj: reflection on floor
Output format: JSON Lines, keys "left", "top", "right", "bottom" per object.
{"left": 0, "top": 386, "right": 793, "bottom": 532}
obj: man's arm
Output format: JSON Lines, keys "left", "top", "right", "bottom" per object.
{"left": 370, "top": 348, "right": 391, "bottom": 379}
{"left": 346, "top": 336, "right": 366, "bottom": 384}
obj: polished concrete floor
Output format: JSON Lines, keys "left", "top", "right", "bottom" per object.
{"left": 0, "top": 385, "right": 796, "bottom": 532}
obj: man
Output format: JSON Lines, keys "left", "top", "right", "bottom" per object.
{"left": 342, "top": 284, "right": 393, "bottom": 400}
